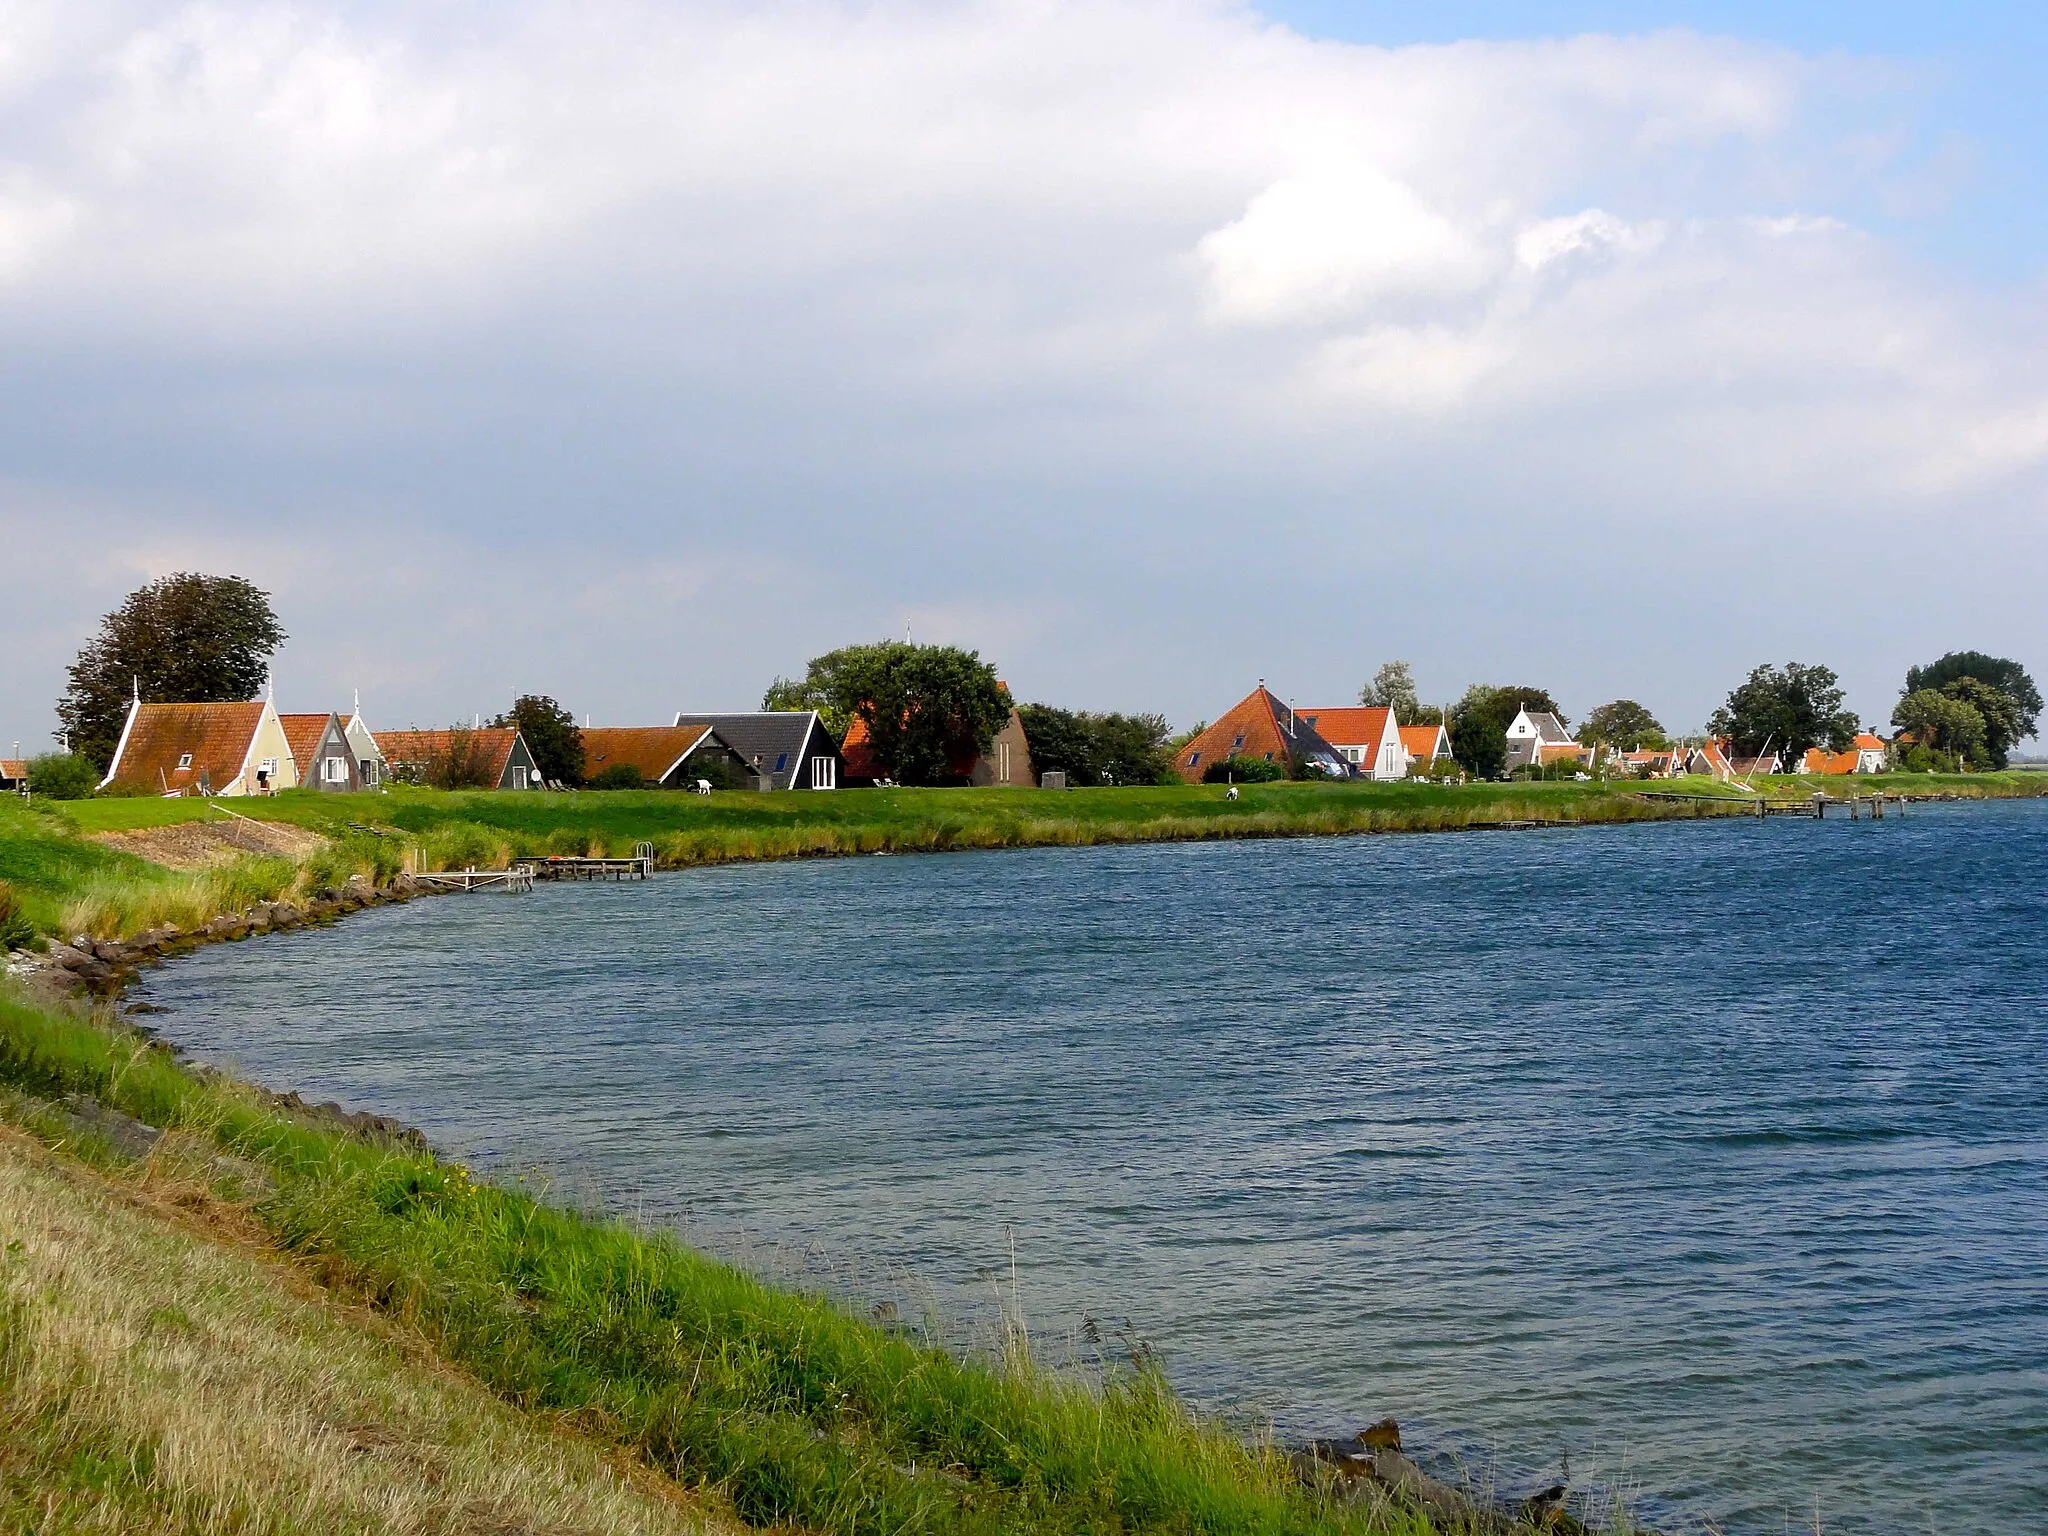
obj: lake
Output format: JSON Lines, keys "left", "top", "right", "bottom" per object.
{"left": 138, "top": 800, "right": 2048, "bottom": 1534}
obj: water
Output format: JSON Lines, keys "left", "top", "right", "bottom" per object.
{"left": 138, "top": 802, "right": 2048, "bottom": 1534}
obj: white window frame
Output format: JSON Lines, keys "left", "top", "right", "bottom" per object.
{"left": 809, "top": 756, "right": 836, "bottom": 790}
{"left": 177, "top": 753, "right": 193, "bottom": 770}
{"left": 323, "top": 755, "right": 349, "bottom": 784}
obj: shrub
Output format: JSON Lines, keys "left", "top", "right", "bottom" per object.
{"left": 26, "top": 754, "right": 97, "bottom": 800}
{"left": 1201, "top": 755, "right": 1285, "bottom": 784}
{"left": 0, "top": 882, "right": 36, "bottom": 950}
{"left": 587, "top": 763, "right": 648, "bottom": 791}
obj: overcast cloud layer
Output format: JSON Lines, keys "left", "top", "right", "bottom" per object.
{"left": 2, "top": 0, "right": 2044, "bottom": 746}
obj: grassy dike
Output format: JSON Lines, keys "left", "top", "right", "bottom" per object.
{"left": 16, "top": 768, "right": 2041, "bottom": 943}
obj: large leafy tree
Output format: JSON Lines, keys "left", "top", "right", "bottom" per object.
{"left": 1708, "top": 662, "right": 1858, "bottom": 758}
{"left": 58, "top": 573, "right": 287, "bottom": 771}
{"left": 1357, "top": 660, "right": 1421, "bottom": 717}
{"left": 1892, "top": 689, "right": 1986, "bottom": 767}
{"left": 1017, "top": 705, "right": 1174, "bottom": 786}
{"left": 770, "top": 642, "right": 1011, "bottom": 785}
{"left": 1900, "top": 653, "right": 2038, "bottom": 767}
{"left": 493, "top": 695, "right": 584, "bottom": 786}
{"left": 1448, "top": 685, "right": 1566, "bottom": 778}
{"left": 1579, "top": 699, "right": 1667, "bottom": 750}
{"left": 1904, "top": 652, "right": 2040, "bottom": 727}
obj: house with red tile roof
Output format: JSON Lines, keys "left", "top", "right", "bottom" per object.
{"left": 582, "top": 725, "right": 751, "bottom": 788}
{"left": 372, "top": 728, "right": 541, "bottom": 790}
{"left": 101, "top": 699, "right": 298, "bottom": 797}
{"left": 278, "top": 712, "right": 367, "bottom": 792}
{"left": 0, "top": 759, "right": 27, "bottom": 792}
{"left": 1798, "top": 733, "right": 1888, "bottom": 776}
{"left": 1685, "top": 738, "right": 1780, "bottom": 780}
{"left": 837, "top": 693, "right": 1033, "bottom": 786}
{"left": 1293, "top": 705, "right": 1403, "bottom": 779}
{"left": 1613, "top": 748, "right": 1682, "bottom": 778}
{"left": 1172, "top": 685, "right": 1349, "bottom": 783}
{"left": 1399, "top": 723, "right": 1452, "bottom": 772}
{"left": 1685, "top": 740, "right": 1735, "bottom": 780}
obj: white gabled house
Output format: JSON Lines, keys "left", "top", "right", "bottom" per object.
{"left": 1503, "top": 707, "right": 1591, "bottom": 773}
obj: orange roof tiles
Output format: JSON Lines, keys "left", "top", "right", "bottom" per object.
{"left": 106, "top": 702, "right": 268, "bottom": 794}
{"left": 0, "top": 759, "right": 26, "bottom": 782}
{"left": 372, "top": 728, "right": 519, "bottom": 785}
{"left": 1172, "top": 686, "right": 1343, "bottom": 782}
{"left": 582, "top": 725, "right": 713, "bottom": 783}
{"left": 1853, "top": 732, "right": 1887, "bottom": 752}
{"left": 1399, "top": 724, "right": 1448, "bottom": 761}
{"left": 1294, "top": 706, "right": 1393, "bottom": 749}
{"left": 278, "top": 713, "right": 336, "bottom": 772}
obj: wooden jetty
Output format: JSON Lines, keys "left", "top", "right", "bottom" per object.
{"left": 411, "top": 866, "right": 535, "bottom": 893}
{"left": 1632, "top": 791, "right": 1911, "bottom": 820}
{"left": 516, "top": 842, "right": 657, "bottom": 882}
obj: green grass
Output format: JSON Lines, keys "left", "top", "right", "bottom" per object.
{"left": 0, "top": 984, "right": 1440, "bottom": 1536}
{"left": 0, "top": 798, "right": 181, "bottom": 939}
{"left": 12, "top": 771, "right": 2042, "bottom": 944}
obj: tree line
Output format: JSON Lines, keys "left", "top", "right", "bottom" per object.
{"left": 19, "top": 572, "right": 2043, "bottom": 796}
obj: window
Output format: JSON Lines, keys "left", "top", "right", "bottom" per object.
{"left": 1231, "top": 734, "right": 1245, "bottom": 750}
{"left": 324, "top": 756, "right": 348, "bottom": 783}
{"left": 1187, "top": 751, "right": 1200, "bottom": 767}
{"left": 809, "top": 756, "right": 836, "bottom": 790}
{"left": 176, "top": 753, "right": 193, "bottom": 770}
{"left": 361, "top": 759, "right": 379, "bottom": 786}
{"left": 773, "top": 752, "right": 788, "bottom": 772}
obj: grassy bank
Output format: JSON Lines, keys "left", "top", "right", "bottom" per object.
{"left": 9, "top": 770, "right": 2040, "bottom": 943}
{"left": 0, "top": 1116, "right": 729, "bottom": 1535}
{"left": 0, "top": 984, "right": 1446, "bottom": 1536}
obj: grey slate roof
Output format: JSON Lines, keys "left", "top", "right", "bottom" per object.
{"left": 671, "top": 711, "right": 841, "bottom": 790}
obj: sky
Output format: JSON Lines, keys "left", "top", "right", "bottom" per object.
{"left": 3, "top": 0, "right": 2045, "bottom": 753}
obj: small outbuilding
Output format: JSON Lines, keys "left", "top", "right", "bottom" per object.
{"left": 672, "top": 711, "right": 847, "bottom": 790}
{"left": 582, "top": 725, "right": 752, "bottom": 788}
{"left": 0, "top": 759, "right": 25, "bottom": 792}
{"left": 101, "top": 698, "right": 299, "bottom": 797}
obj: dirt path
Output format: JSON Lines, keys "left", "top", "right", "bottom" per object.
{"left": 93, "top": 815, "right": 331, "bottom": 869}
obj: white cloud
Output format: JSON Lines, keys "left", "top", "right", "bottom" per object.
{"left": 1199, "top": 170, "right": 1487, "bottom": 323}
{"left": 0, "top": 2, "right": 2043, "bottom": 739}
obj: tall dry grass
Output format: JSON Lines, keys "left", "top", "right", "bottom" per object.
{"left": 0, "top": 1126, "right": 731, "bottom": 1536}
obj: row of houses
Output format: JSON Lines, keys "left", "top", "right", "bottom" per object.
{"left": 78, "top": 684, "right": 1907, "bottom": 799}
{"left": 1170, "top": 685, "right": 1458, "bottom": 783}
{"left": 1611, "top": 733, "right": 1889, "bottom": 780}
{"left": 1169, "top": 684, "right": 1901, "bottom": 783}
{"left": 91, "top": 691, "right": 1038, "bottom": 797}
